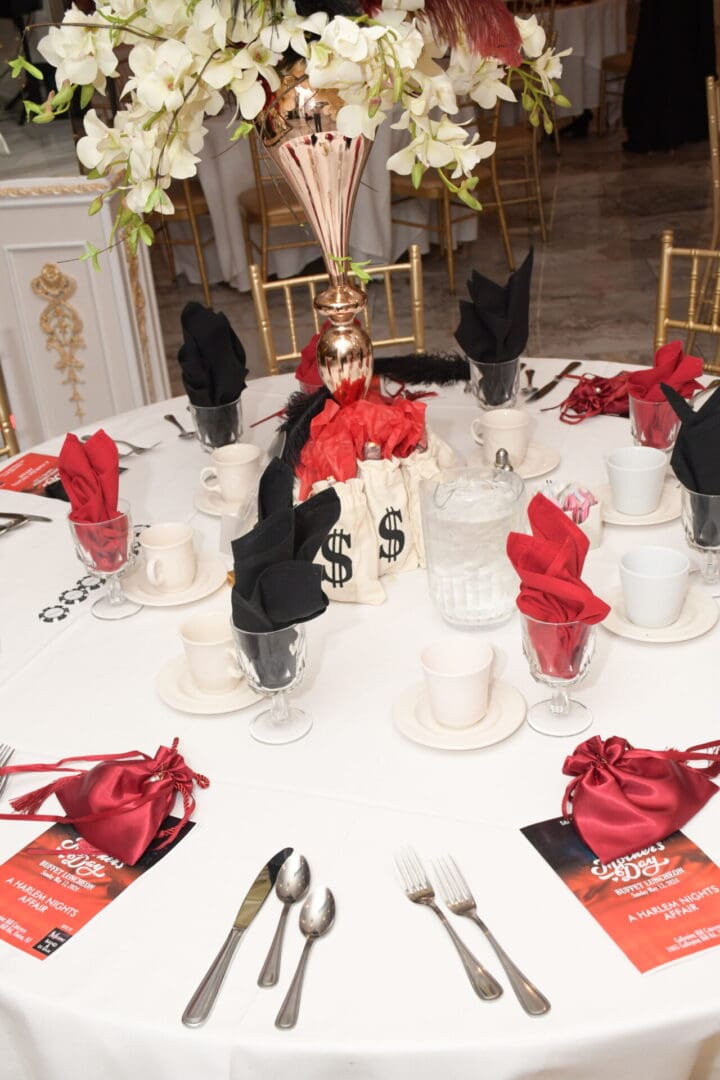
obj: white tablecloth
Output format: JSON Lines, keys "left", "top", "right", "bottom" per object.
{"left": 553, "top": 0, "right": 627, "bottom": 115}
{"left": 2, "top": 363, "right": 720, "bottom": 1080}
{"left": 175, "top": 114, "right": 477, "bottom": 292}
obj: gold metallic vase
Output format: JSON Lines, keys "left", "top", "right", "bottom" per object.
{"left": 256, "top": 63, "right": 374, "bottom": 401}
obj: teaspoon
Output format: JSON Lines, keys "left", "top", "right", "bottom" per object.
{"left": 164, "top": 413, "right": 196, "bottom": 439}
{"left": 520, "top": 368, "right": 536, "bottom": 397}
{"left": 275, "top": 888, "right": 335, "bottom": 1030}
{"left": 258, "top": 853, "right": 310, "bottom": 987}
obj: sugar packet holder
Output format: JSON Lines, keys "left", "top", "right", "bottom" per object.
{"left": 538, "top": 480, "right": 603, "bottom": 549}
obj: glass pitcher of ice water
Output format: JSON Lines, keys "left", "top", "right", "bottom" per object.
{"left": 420, "top": 465, "right": 525, "bottom": 627}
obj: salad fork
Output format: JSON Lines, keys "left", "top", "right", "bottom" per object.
{"left": 435, "top": 855, "right": 550, "bottom": 1016}
{"left": 0, "top": 744, "right": 15, "bottom": 799}
{"left": 394, "top": 848, "right": 502, "bottom": 1001}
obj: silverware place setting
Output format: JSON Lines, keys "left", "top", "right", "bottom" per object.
{"left": 0, "top": 512, "right": 52, "bottom": 537}
{"left": 394, "top": 847, "right": 502, "bottom": 1002}
{"left": 258, "top": 852, "right": 310, "bottom": 987}
{"left": 433, "top": 855, "right": 550, "bottom": 1016}
{"left": 182, "top": 846, "right": 292, "bottom": 1028}
{"left": 525, "top": 360, "right": 582, "bottom": 403}
{"left": 0, "top": 744, "right": 15, "bottom": 799}
{"left": 80, "top": 434, "right": 160, "bottom": 458}
{"left": 275, "top": 886, "right": 335, "bottom": 1030}
{"left": 164, "top": 413, "right": 196, "bottom": 439}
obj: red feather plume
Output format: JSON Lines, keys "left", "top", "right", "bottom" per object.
{"left": 360, "top": 0, "right": 522, "bottom": 65}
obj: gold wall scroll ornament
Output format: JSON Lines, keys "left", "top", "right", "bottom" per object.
{"left": 31, "top": 263, "right": 86, "bottom": 421}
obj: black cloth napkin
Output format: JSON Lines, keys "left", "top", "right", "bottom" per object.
{"left": 231, "top": 458, "right": 340, "bottom": 632}
{"left": 178, "top": 302, "right": 248, "bottom": 407}
{"left": 454, "top": 248, "right": 533, "bottom": 406}
{"left": 663, "top": 383, "right": 720, "bottom": 494}
{"left": 664, "top": 382, "right": 720, "bottom": 545}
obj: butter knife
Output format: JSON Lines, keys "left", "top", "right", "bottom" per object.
{"left": 524, "top": 361, "right": 582, "bottom": 403}
{"left": 182, "top": 846, "right": 292, "bottom": 1027}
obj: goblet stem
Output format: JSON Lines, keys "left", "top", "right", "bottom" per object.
{"left": 549, "top": 687, "right": 570, "bottom": 716}
{"left": 270, "top": 692, "right": 291, "bottom": 725}
{"left": 702, "top": 550, "right": 720, "bottom": 586}
{"left": 106, "top": 573, "right": 126, "bottom": 607}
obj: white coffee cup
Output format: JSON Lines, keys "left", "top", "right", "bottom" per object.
{"left": 200, "top": 443, "right": 261, "bottom": 507}
{"left": 421, "top": 638, "right": 494, "bottom": 729}
{"left": 619, "top": 546, "right": 689, "bottom": 628}
{"left": 141, "top": 523, "right": 196, "bottom": 593}
{"left": 605, "top": 446, "right": 666, "bottom": 516}
{"left": 180, "top": 611, "right": 242, "bottom": 695}
{"left": 471, "top": 408, "right": 530, "bottom": 467}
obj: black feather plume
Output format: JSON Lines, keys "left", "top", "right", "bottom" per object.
{"left": 279, "top": 386, "right": 331, "bottom": 469}
{"left": 374, "top": 351, "right": 470, "bottom": 385}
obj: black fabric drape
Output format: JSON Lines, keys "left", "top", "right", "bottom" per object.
{"left": 623, "top": 0, "right": 716, "bottom": 152}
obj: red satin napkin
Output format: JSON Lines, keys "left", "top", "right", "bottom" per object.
{"left": 295, "top": 395, "right": 427, "bottom": 499}
{"left": 296, "top": 326, "right": 326, "bottom": 391}
{"left": 627, "top": 340, "right": 703, "bottom": 403}
{"left": 563, "top": 735, "right": 720, "bottom": 862}
{"left": 507, "top": 494, "right": 609, "bottom": 677}
{"left": 507, "top": 493, "right": 610, "bottom": 622}
{"left": 59, "top": 430, "right": 120, "bottom": 523}
{"left": 59, "top": 431, "right": 126, "bottom": 573}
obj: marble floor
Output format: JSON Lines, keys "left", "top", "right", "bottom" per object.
{"left": 0, "top": 98, "right": 715, "bottom": 392}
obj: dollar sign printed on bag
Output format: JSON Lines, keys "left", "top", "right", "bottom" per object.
{"left": 378, "top": 507, "right": 405, "bottom": 563}
{"left": 322, "top": 528, "right": 353, "bottom": 587}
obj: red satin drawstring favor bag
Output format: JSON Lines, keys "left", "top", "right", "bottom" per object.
{"left": 562, "top": 735, "right": 720, "bottom": 863}
{"left": 0, "top": 739, "right": 209, "bottom": 865}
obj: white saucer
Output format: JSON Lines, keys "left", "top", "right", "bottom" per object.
{"left": 156, "top": 656, "right": 261, "bottom": 715}
{"left": 515, "top": 443, "right": 561, "bottom": 480}
{"left": 598, "top": 480, "right": 680, "bottom": 526}
{"left": 122, "top": 554, "right": 228, "bottom": 607}
{"left": 394, "top": 680, "right": 526, "bottom": 750}
{"left": 603, "top": 585, "right": 718, "bottom": 643}
{"left": 194, "top": 487, "right": 249, "bottom": 518}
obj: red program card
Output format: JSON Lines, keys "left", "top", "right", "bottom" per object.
{"left": 523, "top": 817, "right": 720, "bottom": 972}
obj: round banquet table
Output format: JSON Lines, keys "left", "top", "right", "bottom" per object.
{"left": 2, "top": 362, "right": 720, "bottom": 1080}
{"left": 553, "top": 0, "right": 627, "bottom": 116}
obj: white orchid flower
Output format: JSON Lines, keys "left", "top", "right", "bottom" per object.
{"left": 388, "top": 115, "right": 495, "bottom": 180}
{"left": 37, "top": 5, "right": 117, "bottom": 91}
{"left": 260, "top": 1, "right": 327, "bottom": 58}
{"left": 533, "top": 45, "right": 571, "bottom": 95}
{"left": 320, "top": 16, "right": 385, "bottom": 63}
{"left": 514, "top": 15, "right": 546, "bottom": 59}
{"left": 126, "top": 39, "right": 195, "bottom": 112}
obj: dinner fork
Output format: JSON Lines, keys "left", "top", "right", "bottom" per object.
{"left": 394, "top": 848, "right": 502, "bottom": 1001}
{"left": 80, "top": 434, "right": 160, "bottom": 456}
{"left": 435, "top": 855, "right": 550, "bottom": 1016}
{"left": 0, "top": 744, "right": 16, "bottom": 800}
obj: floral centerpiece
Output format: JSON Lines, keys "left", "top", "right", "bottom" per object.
{"left": 18, "top": 0, "right": 568, "bottom": 260}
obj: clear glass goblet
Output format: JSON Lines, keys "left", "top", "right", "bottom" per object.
{"left": 628, "top": 393, "right": 681, "bottom": 451}
{"left": 231, "top": 623, "right": 310, "bottom": 745}
{"left": 520, "top": 613, "right": 595, "bottom": 737}
{"left": 680, "top": 485, "right": 720, "bottom": 588}
{"left": 188, "top": 397, "right": 244, "bottom": 453}
{"left": 68, "top": 498, "right": 141, "bottom": 620}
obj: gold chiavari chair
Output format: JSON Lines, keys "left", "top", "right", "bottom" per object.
{"left": 0, "top": 363, "right": 19, "bottom": 459}
{"left": 686, "top": 77, "right": 720, "bottom": 354}
{"left": 655, "top": 229, "right": 720, "bottom": 373}
{"left": 239, "top": 132, "right": 317, "bottom": 283}
{"left": 249, "top": 244, "right": 425, "bottom": 376}
{"left": 472, "top": 91, "right": 547, "bottom": 272}
{"left": 152, "top": 178, "right": 214, "bottom": 308}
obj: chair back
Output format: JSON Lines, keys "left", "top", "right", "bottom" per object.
{"left": 655, "top": 229, "right": 720, "bottom": 372}
{"left": 707, "top": 76, "right": 720, "bottom": 248}
{"left": 0, "top": 363, "right": 19, "bottom": 458}
{"left": 248, "top": 130, "right": 305, "bottom": 229}
{"left": 250, "top": 245, "right": 426, "bottom": 376}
